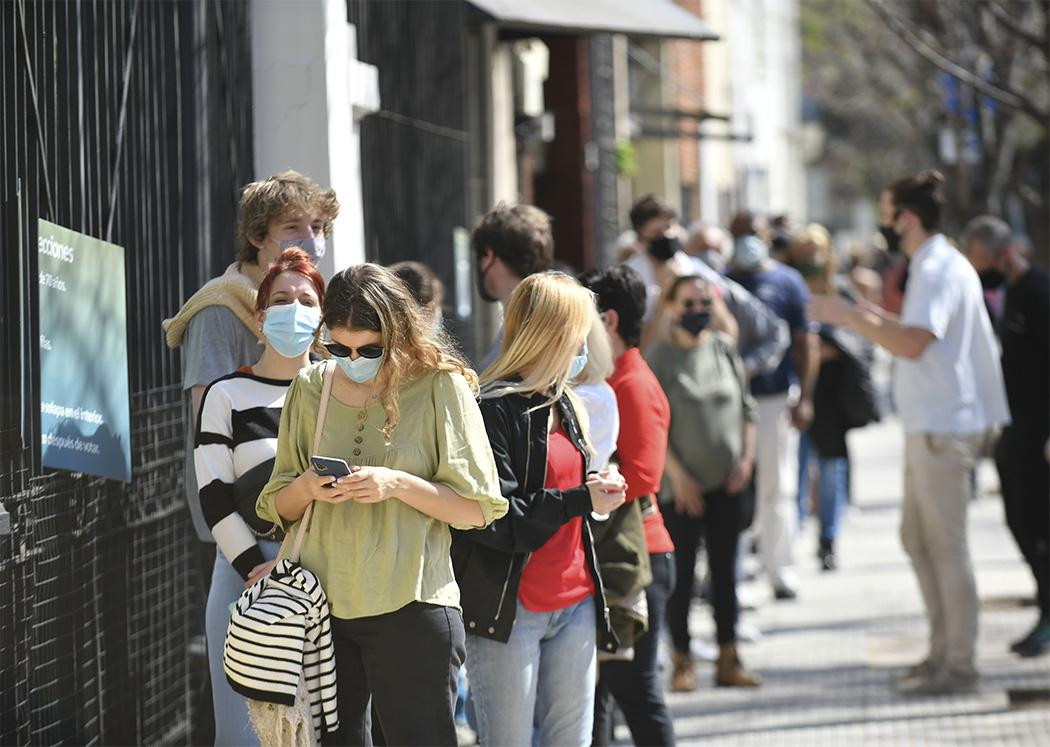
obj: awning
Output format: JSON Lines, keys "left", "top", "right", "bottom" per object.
{"left": 467, "top": 0, "right": 719, "bottom": 41}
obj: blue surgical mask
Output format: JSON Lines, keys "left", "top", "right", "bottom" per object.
{"left": 280, "top": 236, "right": 326, "bottom": 262}
{"left": 262, "top": 301, "right": 321, "bottom": 358}
{"left": 569, "top": 341, "right": 589, "bottom": 380}
{"left": 336, "top": 353, "right": 383, "bottom": 383}
{"left": 732, "top": 235, "right": 768, "bottom": 272}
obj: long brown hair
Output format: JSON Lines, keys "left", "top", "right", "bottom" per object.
{"left": 322, "top": 263, "right": 476, "bottom": 442}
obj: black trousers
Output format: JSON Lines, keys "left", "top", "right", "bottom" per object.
{"left": 322, "top": 602, "right": 465, "bottom": 747}
{"left": 592, "top": 551, "right": 677, "bottom": 747}
{"left": 996, "top": 430, "right": 1050, "bottom": 619}
{"left": 665, "top": 488, "right": 741, "bottom": 649}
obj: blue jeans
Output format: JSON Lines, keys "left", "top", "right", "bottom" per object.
{"left": 205, "top": 540, "right": 281, "bottom": 746}
{"left": 465, "top": 595, "right": 596, "bottom": 747}
{"left": 815, "top": 456, "right": 848, "bottom": 544}
{"left": 797, "top": 429, "right": 813, "bottom": 525}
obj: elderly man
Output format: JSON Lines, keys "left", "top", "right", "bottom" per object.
{"left": 685, "top": 221, "right": 731, "bottom": 274}
{"left": 963, "top": 216, "right": 1050, "bottom": 658}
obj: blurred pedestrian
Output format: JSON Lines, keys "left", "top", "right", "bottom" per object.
{"left": 389, "top": 260, "right": 445, "bottom": 330}
{"left": 728, "top": 223, "right": 819, "bottom": 600}
{"left": 621, "top": 195, "right": 695, "bottom": 332}
{"left": 472, "top": 203, "right": 554, "bottom": 369}
{"left": 788, "top": 226, "right": 879, "bottom": 571}
{"left": 810, "top": 171, "right": 1010, "bottom": 694}
{"left": 684, "top": 221, "right": 731, "bottom": 274}
{"left": 194, "top": 249, "right": 325, "bottom": 745}
{"left": 621, "top": 197, "right": 790, "bottom": 374}
{"left": 452, "top": 272, "right": 626, "bottom": 747}
{"left": 580, "top": 265, "right": 677, "bottom": 747}
{"left": 769, "top": 214, "right": 794, "bottom": 264}
{"left": 256, "top": 264, "right": 507, "bottom": 744}
{"left": 963, "top": 215, "right": 1050, "bottom": 657}
{"left": 647, "top": 275, "right": 761, "bottom": 691}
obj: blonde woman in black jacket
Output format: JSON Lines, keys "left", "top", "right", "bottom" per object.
{"left": 452, "top": 272, "right": 627, "bottom": 747}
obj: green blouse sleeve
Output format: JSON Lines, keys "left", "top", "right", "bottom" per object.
{"left": 256, "top": 367, "right": 318, "bottom": 531}
{"left": 430, "top": 371, "right": 508, "bottom": 530}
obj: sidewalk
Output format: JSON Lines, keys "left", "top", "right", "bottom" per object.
{"left": 643, "top": 419, "right": 1050, "bottom": 745}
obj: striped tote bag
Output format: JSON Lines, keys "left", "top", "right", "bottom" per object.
{"left": 223, "top": 362, "right": 339, "bottom": 746}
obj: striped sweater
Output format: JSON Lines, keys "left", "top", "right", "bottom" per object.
{"left": 195, "top": 369, "right": 290, "bottom": 579}
{"left": 224, "top": 558, "right": 339, "bottom": 739}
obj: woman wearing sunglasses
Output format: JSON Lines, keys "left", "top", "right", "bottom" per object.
{"left": 194, "top": 248, "right": 325, "bottom": 745}
{"left": 645, "top": 275, "right": 762, "bottom": 691}
{"left": 256, "top": 263, "right": 507, "bottom": 745}
{"left": 451, "top": 272, "right": 628, "bottom": 746}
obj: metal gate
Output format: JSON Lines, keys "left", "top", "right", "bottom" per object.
{"left": 0, "top": 1, "right": 254, "bottom": 744}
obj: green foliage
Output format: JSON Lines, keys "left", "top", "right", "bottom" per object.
{"left": 615, "top": 140, "right": 638, "bottom": 178}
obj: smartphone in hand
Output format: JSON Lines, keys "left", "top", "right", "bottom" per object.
{"left": 311, "top": 455, "right": 352, "bottom": 487}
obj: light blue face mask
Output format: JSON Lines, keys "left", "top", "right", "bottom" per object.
{"left": 336, "top": 353, "right": 383, "bottom": 383}
{"left": 569, "top": 340, "right": 589, "bottom": 380}
{"left": 280, "top": 236, "right": 326, "bottom": 262}
{"left": 262, "top": 301, "right": 321, "bottom": 358}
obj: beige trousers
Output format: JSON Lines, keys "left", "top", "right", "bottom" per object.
{"left": 900, "top": 431, "right": 986, "bottom": 676}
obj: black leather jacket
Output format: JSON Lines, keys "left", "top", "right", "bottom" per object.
{"left": 451, "top": 388, "right": 618, "bottom": 651}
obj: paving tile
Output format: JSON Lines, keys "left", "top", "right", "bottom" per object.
{"left": 613, "top": 420, "right": 1050, "bottom": 746}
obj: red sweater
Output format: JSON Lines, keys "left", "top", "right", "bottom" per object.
{"left": 518, "top": 428, "right": 594, "bottom": 612}
{"left": 608, "top": 348, "right": 674, "bottom": 554}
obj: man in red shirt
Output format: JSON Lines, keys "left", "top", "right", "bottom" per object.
{"left": 581, "top": 265, "right": 676, "bottom": 746}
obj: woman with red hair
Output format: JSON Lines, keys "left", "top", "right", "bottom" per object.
{"left": 194, "top": 248, "right": 325, "bottom": 745}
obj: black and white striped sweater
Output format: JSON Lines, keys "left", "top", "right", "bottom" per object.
{"left": 195, "top": 369, "right": 290, "bottom": 579}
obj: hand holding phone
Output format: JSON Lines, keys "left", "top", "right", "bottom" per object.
{"left": 311, "top": 455, "right": 353, "bottom": 487}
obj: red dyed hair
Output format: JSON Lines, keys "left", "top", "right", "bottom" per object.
{"left": 255, "top": 248, "right": 326, "bottom": 312}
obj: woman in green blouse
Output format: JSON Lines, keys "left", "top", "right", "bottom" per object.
{"left": 257, "top": 263, "right": 507, "bottom": 746}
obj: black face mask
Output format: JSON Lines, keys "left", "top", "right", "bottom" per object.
{"left": 979, "top": 268, "right": 1006, "bottom": 290}
{"left": 680, "top": 311, "right": 711, "bottom": 337}
{"left": 879, "top": 224, "right": 902, "bottom": 255}
{"left": 476, "top": 259, "right": 498, "bottom": 303}
{"left": 648, "top": 236, "right": 679, "bottom": 262}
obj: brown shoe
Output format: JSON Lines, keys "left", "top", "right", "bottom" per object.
{"left": 671, "top": 649, "right": 698, "bottom": 692}
{"left": 715, "top": 643, "right": 761, "bottom": 687}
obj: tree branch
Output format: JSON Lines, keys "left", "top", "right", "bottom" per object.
{"left": 985, "top": 1, "right": 1049, "bottom": 55}
{"left": 865, "top": 0, "right": 1049, "bottom": 122}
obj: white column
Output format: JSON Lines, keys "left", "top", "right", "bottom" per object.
{"left": 250, "top": 0, "right": 379, "bottom": 278}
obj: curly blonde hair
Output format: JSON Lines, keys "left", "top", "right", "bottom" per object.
{"left": 236, "top": 170, "right": 340, "bottom": 263}
{"left": 321, "top": 264, "right": 476, "bottom": 442}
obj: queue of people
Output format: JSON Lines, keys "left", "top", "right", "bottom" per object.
{"left": 166, "top": 166, "right": 1045, "bottom": 747}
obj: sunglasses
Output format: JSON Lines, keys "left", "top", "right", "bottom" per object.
{"left": 322, "top": 342, "right": 385, "bottom": 359}
{"left": 683, "top": 298, "right": 712, "bottom": 310}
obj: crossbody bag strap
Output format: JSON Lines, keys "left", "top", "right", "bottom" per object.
{"left": 280, "top": 361, "right": 336, "bottom": 564}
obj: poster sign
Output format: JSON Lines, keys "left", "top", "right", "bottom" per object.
{"left": 38, "top": 219, "right": 132, "bottom": 482}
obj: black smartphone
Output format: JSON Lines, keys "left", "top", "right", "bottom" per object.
{"left": 311, "top": 455, "right": 352, "bottom": 486}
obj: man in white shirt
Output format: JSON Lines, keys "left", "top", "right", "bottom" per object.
{"left": 810, "top": 170, "right": 1010, "bottom": 695}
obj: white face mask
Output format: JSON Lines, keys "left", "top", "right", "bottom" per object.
{"left": 280, "top": 236, "right": 326, "bottom": 262}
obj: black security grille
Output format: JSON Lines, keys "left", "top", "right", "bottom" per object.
{"left": 346, "top": 0, "right": 497, "bottom": 364}
{"left": 0, "top": 1, "right": 253, "bottom": 744}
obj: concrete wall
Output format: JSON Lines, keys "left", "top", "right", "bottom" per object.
{"left": 250, "top": 0, "right": 378, "bottom": 277}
